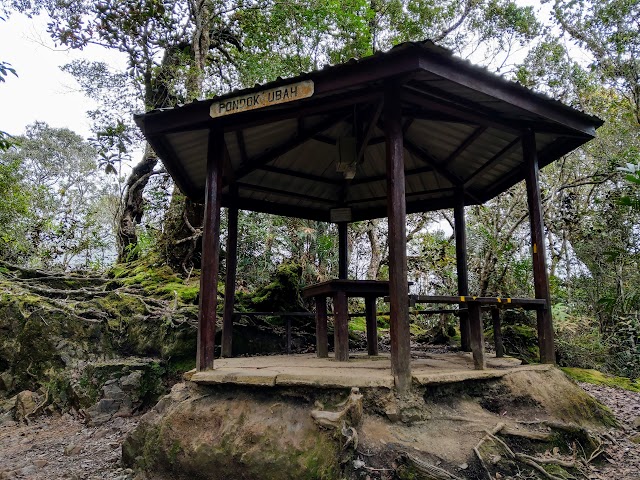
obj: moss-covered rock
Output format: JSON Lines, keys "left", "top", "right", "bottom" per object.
{"left": 247, "top": 262, "right": 304, "bottom": 313}
{"left": 123, "top": 383, "right": 340, "bottom": 480}
{"left": 0, "top": 261, "right": 197, "bottom": 399}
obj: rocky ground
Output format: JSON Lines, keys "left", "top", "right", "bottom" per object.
{"left": 0, "top": 378, "right": 638, "bottom": 479}
{"left": 0, "top": 413, "right": 138, "bottom": 480}
{"left": 577, "top": 382, "right": 640, "bottom": 480}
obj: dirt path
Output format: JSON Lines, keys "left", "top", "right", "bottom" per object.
{"left": 0, "top": 415, "right": 137, "bottom": 480}
{"left": 0, "top": 380, "right": 638, "bottom": 479}
{"left": 578, "top": 382, "right": 640, "bottom": 480}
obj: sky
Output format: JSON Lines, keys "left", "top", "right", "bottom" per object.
{"left": 1, "top": 13, "right": 127, "bottom": 139}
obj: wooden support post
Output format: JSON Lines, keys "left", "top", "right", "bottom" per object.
{"left": 286, "top": 316, "right": 292, "bottom": 354}
{"left": 333, "top": 290, "right": 349, "bottom": 361}
{"left": 221, "top": 200, "right": 238, "bottom": 358}
{"left": 315, "top": 297, "right": 328, "bottom": 358}
{"left": 338, "top": 222, "right": 348, "bottom": 279}
{"left": 196, "top": 126, "right": 223, "bottom": 371}
{"left": 365, "top": 296, "right": 379, "bottom": 356}
{"left": 468, "top": 303, "right": 486, "bottom": 370}
{"left": 523, "top": 129, "right": 555, "bottom": 364}
{"left": 454, "top": 191, "right": 471, "bottom": 352}
{"left": 385, "top": 83, "right": 412, "bottom": 392}
{"left": 492, "top": 307, "right": 504, "bottom": 358}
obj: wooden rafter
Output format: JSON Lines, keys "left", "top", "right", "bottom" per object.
{"left": 350, "top": 165, "right": 433, "bottom": 186}
{"left": 237, "top": 182, "right": 337, "bottom": 206}
{"left": 404, "top": 139, "right": 460, "bottom": 186}
{"left": 347, "top": 187, "right": 454, "bottom": 205}
{"left": 257, "top": 164, "right": 342, "bottom": 186}
{"left": 442, "top": 126, "right": 487, "bottom": 167}
{"left": 402, "top": 87, "right": 521, "bottom": 135}
{"left": 463, "top": 136, "right": 521, "bottom": 187}
{"left": 233, "top": 112, "right": 350, "bottom": 182}
{"left": 357, "top": 100, "right": 384, "bottom": 163}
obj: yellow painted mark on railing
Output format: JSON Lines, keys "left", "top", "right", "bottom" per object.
{"left": 460, "top": 296, "right": 465, "bottom": 302}
{"left": 533, "top": 243, "right": 537, "bottom": 254}
{"left": 507, "top": 298, "right": 512, "bottom": 303}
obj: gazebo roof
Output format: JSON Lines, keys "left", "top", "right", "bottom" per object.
{"left": 134, "top": 40, "right": 602, "bottom": 222}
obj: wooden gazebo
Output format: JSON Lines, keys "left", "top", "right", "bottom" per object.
{"left": 134, "top": 41, "right": 602, "bottom": 393}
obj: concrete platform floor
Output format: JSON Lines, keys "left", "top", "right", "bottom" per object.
{"left": 187, "top": 352, "right": 553, "bottom": 389}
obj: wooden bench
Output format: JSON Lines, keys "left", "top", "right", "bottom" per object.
{"left": 303, "top": 280, "right": 391, "bottom": 361}
{"left": 407, "top": 295, "right": 547, "bottom": 369}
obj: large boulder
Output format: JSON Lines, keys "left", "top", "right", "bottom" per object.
{"left": 123, "top": 383, "right": 340, "bottom": 480}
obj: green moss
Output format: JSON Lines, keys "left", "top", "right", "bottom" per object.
{"left": 249, "top": 262, "right": 304, "bottom": 312}
{"left": 168, "top": 440, "right": 183, "bottom": 465}
{"left": 409, "top": 322, "right": 426, "bottom": 336}
{"left": 348, "top": 317, "right": 366, "bottom": 332}
{"left": 502, "top": 324, "right": 539, "bottom": 363}
{"left": 167, "top": 357, "right": 196, "bottom": 375}
{"left": 108, "top": 259, "right": 202, "bottom": 305}
{"left": 561, "top": 367, "right": 640, "bottom": 393}
{"left": 377, "top": 315, "right": 390, "bottom": 329}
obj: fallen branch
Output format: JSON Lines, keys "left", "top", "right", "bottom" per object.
{"left": 516, "top": 453, "right": 575, "bottom": 469}
{"left": 403, "top": 454, "right": 464, "bottom": 480}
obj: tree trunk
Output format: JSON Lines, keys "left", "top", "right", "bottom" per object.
{"left": 159, "top": 186, "right": 206, "bottom": 273}
{"left": 117, "top": 144, "right": 158, "bottom": 262}
{"left": 366, "top": 220, "right": 382, "bottom": 279}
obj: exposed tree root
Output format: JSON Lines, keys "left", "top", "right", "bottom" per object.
{"left": 401, "top": 453, "right": 464, "bottom": 480}
{"left": 472, "top": 422, "right": 607, "bottom": 480}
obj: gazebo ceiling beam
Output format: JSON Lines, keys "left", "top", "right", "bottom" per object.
{"left": 233, "top": 111, "right": 350, "bottom": 183}
{"left": 347, "top": 187, "right": 455, "bottom": 205}
{"left": 224, "top": 196, "right": 329, "bottom": 221}
{"left": 236, "top": 182, "right": 337, "bottom": 206}
{"left": 480, "top": 136, "right": 585, "bottom": 202}
{"left": 357, "top": 100, "right": 384, "bottom": 163}
{"left": 402, "top": 88, "right": 521, "bottom": 135}
{"left": 312, "top": 133, "right": 336, "bottom": 145}
{"left": 257, "top": 164, "right": 343, "bottom": 186}
{"left": 223, "top": 142, "right": 236, "bottom": 184}
{"left": 402, "top": 110, "right": 479, "bottom": 125}
{"left": 349, "top": 196, "right": 457, "bottom": 222}
{"left": 463, "top": 137, "right": 521, "bottom": 187}
{"left": 350, "top": 164, "right": 433, "bottom": 186}
{"left": 404, "top": 139, "right": 460, "bottom": 186}
{"left": 404, "top": 139, "right": 483, "bottom": 204}
{"left": 402, "top": 118, "right": 415, "bottom": 135}
{"left": 442, "top": 126, "right": 488, "bottom": 167}
{"left": 235, "top": 130, "right": 248, "bottom": 164}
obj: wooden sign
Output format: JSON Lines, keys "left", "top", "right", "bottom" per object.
{"left": 210, "top": 80, "right": 314, "bottom": 118}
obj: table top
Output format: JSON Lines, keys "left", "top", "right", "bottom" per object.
{"left": 302, "top": 279, "right": 391, "bottom": 297}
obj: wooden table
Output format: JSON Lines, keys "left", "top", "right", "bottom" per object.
{"left": 303, "top": 280, "right": 390, "bottom": 361}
